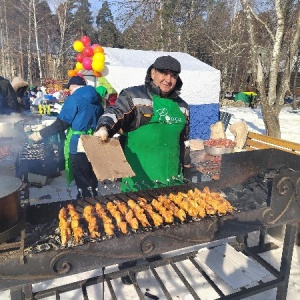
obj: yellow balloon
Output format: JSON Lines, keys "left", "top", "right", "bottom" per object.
{"left": 73, "top": 40, "right": 84, "bottom": 52}
{"left": 75, "top": 62, "right": 84, "bottom": 71}
{"left": 93, "top": 52, "right": 105, "bottom": 63}
{"left": 92, "top": 60, "right": 105, "bottom": 72}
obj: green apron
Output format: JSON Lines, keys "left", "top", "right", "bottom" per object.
{"left": 121, "top": 94, "right": 186, "bottom": 192}
{"left": 64, "top": 128, "right": 93, "bottom": 187}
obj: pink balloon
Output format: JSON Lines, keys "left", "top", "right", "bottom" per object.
{"left": 91, "top": 43, "right": 100, "bottom": 49}
{"left": 76, "top": 53, "right": 84, "bottom": 63}
{"left": 82, "top": 57, "right": 92, "bottom": 70}
{"left": 83, "top": 46, "right": 94, "bottom": 57}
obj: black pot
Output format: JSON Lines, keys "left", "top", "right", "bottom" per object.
{"left": 0, "top": 175, "right": 22, "bottom": 232}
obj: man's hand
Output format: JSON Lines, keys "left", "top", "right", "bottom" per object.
{"left": 94, "top": 127, "right": 108, "bottom": 142}
{"left": 28, "top": 132, "right": 42, "bottom": 142}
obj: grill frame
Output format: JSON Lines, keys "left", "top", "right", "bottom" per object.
{"left": 1, "top": 148, "right": 300, "bottom": 299}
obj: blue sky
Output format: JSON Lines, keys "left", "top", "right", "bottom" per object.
{"left": 89, "top": 0, "right": 102, "bottom": 12}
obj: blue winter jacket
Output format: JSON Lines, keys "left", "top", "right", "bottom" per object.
{"left": 40, "top": 85, "right": 103, "bottom": 154}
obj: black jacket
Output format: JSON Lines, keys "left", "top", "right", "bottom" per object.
{"left": 0, "top": 76, "right": 20, "bottom": 114}
{"left": 96, "top": 66, "right": 191, "bottom": 166}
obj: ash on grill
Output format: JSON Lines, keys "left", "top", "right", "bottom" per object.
{"left": 222, "top": 165, "right": 287, "bottom": 211}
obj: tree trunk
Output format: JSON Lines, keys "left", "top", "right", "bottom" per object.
{"left": 27, "top": 0, "right": 33, "bottom": 85}
{"left": 241, "top": 0, "right": 300, "bottom": 139}
{"left": 32, "top": 0, "right": 43, "bottom": 83}
{"left": 260, "top": 97, "right": 281, "bottom": 137}
{"left": 292, "top": 54, "right": 300, "bottom": 110}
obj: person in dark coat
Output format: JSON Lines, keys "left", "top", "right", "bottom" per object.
{"left": 28, "top": 76, "right": 104, "bottom": 198}
{"left": 0, "top": 75, "right": 20, "bottom": 114}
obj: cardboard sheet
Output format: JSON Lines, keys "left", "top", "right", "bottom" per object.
{"left": 80, "top": 136, "right": 135, "bottom": 181}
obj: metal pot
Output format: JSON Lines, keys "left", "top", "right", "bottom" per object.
{"left": 0, "top": 175, "right": 23, "bottom": 232}
{"left": 204, "top": 145, "right": 234, "bottom": 156}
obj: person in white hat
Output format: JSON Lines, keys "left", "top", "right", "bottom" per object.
{"left": 11, "top": 76, "right": 30, "bottom": 114}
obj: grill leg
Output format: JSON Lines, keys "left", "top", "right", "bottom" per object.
{"left": 250, "top": 227, "right": 280, "bottom": 254}
{"left": 276, "top": 221, "right": 297, "bottom": 300}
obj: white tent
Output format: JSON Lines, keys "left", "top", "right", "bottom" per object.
{"left": 98, "top": 47, "right": 221, "bottom": 105}
{"left": 82, "top": 48, "right": 221, "bottom": 139}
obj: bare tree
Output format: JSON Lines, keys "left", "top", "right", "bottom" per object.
{"left": 291, "top": 51, "right": 300, "bottom": 110}
{"left": 241, "top": 0, "right": 300, "bottom": 138}
{"left": 27, "top": 0, "right": 33, "bottom": 84}
{"left": 31, "top": 0, "right": 43, "bottom": 82}
{"left": 1, "top": 0, "right": 12, "bottom": 79}
{"left": 50, "top": 0, "right": 75, "bottom": 78}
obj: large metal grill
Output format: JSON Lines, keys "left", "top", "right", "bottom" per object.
{"left": 1, "top": 148, "right": 300, "bottom": 299}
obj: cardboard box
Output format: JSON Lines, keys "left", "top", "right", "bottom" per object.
{"left": 81, "top": 136, "right": 135, "bottom": 181}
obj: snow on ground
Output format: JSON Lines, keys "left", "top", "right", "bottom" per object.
{"left": 1, "top": 105, "right": 300, "bottom": 299}
{"left": 221, "top": 106, "right": 300, "bottom": 142}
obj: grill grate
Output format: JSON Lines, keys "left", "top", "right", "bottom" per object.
{"left": 19, "top": 143, "right": 47, "bottom": 161}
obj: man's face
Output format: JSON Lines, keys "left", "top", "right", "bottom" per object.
{"left": 69, "top": 84, "right": 77, "bottom": 95}
{"left": 151, "top": 68, "right": 178, "bottom": 97}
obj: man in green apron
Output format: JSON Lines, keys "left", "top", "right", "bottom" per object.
{"left": 94, "top": 55, "right": 191, "bottom": 284}
{"left": 95, "top": 55, "right": 191, "bottom": 190}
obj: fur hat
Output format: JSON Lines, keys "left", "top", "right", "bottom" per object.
{"left": 11, "top": 76, "right": 29, "bottom": 91}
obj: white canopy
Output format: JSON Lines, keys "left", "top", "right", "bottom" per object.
{"left": 98, "top": 47, "right": 221, "bottom": 105}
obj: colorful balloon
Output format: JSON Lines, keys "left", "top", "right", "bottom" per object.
{"left": 75, "top": 62, "right": 84, "bottom": 71}
{"left": 93, "top": 45, "right": 104, "bottom": 54}
{"left": 93, "top": 52, "right": 105, "bottom": 63}
{"left": 93, "top": 70, "right": 102, "bottom": 77}
{"left": 76, "top": 53, "right": 84, "bottom": 63}
{"left": 73, "top": 40, "right": 84, "bottom": 52}
{"left": 81, "top": 36, "right": 91, "bottom": 47}
{"left": 82, "top": 57, "right": 92, "bottom": 70}
{"left": 83, "top": 46, "right": 94, "bottom": 57}
{"left": 92, "top": 60, "right": 105, "bottom": 72}
{"left": 68, "top": 69, "right": 77, "bottom": 77}
{"left": 91, "top": 43, "right": 100, "bottom": 49}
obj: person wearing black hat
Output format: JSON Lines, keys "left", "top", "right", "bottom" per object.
{"left": 94, "top": 55, "right": 191, "bottom": 284}
{"left": 28, "top": 75, "right": 104, "bottom": 198}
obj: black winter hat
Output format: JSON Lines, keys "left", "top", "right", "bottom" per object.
{"left": 153, "top": 55, "right": 181, "bottom": 74}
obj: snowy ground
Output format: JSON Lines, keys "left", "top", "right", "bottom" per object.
{"left": 1, "top": 105, "right": 300, "bottom": 299}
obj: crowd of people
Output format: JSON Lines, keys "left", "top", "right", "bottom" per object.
{"left": 0, "top": 75, "right": 64, "bottom": 115}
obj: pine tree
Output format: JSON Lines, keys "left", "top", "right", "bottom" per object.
{"left": 72, "top": 0, "right": 94, "bottom": 38}
{"left": 96, "top": 1, "right": 121, "bottom": 48}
